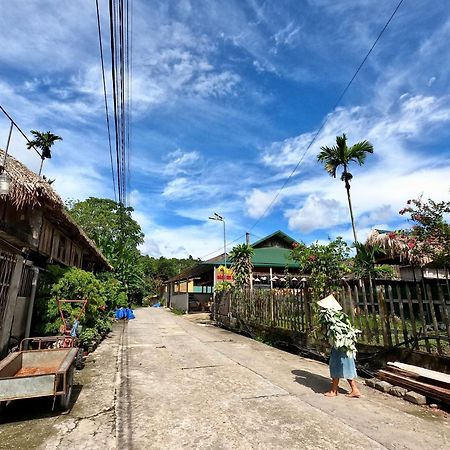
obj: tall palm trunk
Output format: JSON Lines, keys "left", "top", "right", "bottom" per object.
{"left": 38, "top": 157, "right": 44, "bottom": 176}
{"left": 343, "top": 167, "right": 358, "bottom": 243}
{"left": 346, "top": 185, "right": 358, "bottom": 243}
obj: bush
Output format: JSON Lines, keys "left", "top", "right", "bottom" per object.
{"left": 33, "top": 266, "right": 129, "bottom": 351}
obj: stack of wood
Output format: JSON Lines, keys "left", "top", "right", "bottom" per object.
{"left": 377, "top": 361, "right": 450, "bottom": 405}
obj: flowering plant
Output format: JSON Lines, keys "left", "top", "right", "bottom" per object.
{"left": 318, "top": 308, "right": 361, "bottom": 358}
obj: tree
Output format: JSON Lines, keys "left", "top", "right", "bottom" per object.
{"left": 399, "top": 196, "right": 450, "bottom": 267}
{"left": 67, "top": 197, "right": 145, "bottom": 302}
{"left": 291, "top": 237, "right": 350, "bottom": 300}
{"left": 140, "top": 255, "right": 199, "bottom": 298}
{"left": 229, "top": 244, "right": 254, "bottom": 288}
{"left": 317, "top": 134, "right": 373, "bottom": 243}
{"left": 26, "top": 130, "right": 62, "bottom": 176}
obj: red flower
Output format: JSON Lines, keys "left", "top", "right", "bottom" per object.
{"left": 308, "top": 254, "right": 317, "bottom": 261}
{"left": 407, "top": 239, "right": 416, "bottom": 249}
{"left": 292, "top": 242, "right": 299, "bottom": 248}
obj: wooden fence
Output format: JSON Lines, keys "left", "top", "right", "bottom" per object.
{"left": 217, "top": 279, "right": 450, "bottom": 356}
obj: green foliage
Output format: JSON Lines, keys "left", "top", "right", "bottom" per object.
{"left": 140, "top": 254, "right": 200, "bottom": 297}
{"left": 353, "top": 242, "right": 395, "bottom": 279}
{"left": 66, "top": 197, "right": 145, "bottom": 302}
{"left": 215, "top": 281, "right": 234, "bottom": 293}
{"left": 79, "top": 327, "right": 100, "bottom": 347}
{"left": 318, "top": 308, "right": 361, "bottom": 358}
{"left": 318, "top": 134, "right": 374, "bottom": 243}
{"left": 229, "top": 244, "right": 254, "bottom": 288}
{"left": 33, "top": 267, "right": 120, "bottom": 348}
{"left": 27, "top": 130, "right": 62, "bottom": 160}
{"left": 26, "top": 130, "right": 62, "bottom": 176}
{"left": 52, "top": 268, "right": 106, "bottom": 323}
{"left": 399, "top": 196, "right": 450, "bottom": 266}
{"left": 291, "top": 237, "right": 350, "bottom": 300}
{"left": 98, "top": 274, "right": 128, "bottom": 309}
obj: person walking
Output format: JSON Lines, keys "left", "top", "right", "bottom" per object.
{"left": 317, "top": 294, "right": 362, "bottom": 398}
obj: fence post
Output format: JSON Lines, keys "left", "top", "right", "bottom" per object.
{"left": 426, "top": 284, "right": 442, "bottom": 354}
{"left": 377, "top": 285, "right": 392, "bottom": 347}
{"left": 270, "top": 293, "right": 274, "bottom": 325}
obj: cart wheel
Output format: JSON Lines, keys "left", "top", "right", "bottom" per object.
{"left": 75, "top": 347, "right": 84, "bottom": 370}
{"left": 59, "top": 365, "right": 74, "bottom": 410}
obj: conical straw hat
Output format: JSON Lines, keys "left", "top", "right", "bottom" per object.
{"left": 317, "top": 294, "right": 342, "bottom": 311}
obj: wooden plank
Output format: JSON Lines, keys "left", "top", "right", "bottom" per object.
{"left": 353, "top": 285, "right": 364, "bottom": 339}
{"left": 360, "top": 281, "right": 373, "bottom": 342}
{"left": 437, "top": 284, "right": 450, "bottom": 344}
{"left": 377, "top": 286, "right": 390, "bottom": 347}
{"left": 396, "top": 285, "right": 409, "bottom": 346}
{"left": 426, "top": 284, "right": 442, "bottom": 354}
{"left": 377, "top": 370, "right": 450, "bottom": 404}
{"left": 387, "top": 362, "right": 450, "bottom": 385}
{"left": 405, "top": 284, "right": 420, "bottom": 350}
{"left": 416, "top": 284, "right": 431, "bottom": 353}
{"left": 368, "top": 279, "right": 380, "bottom": 344}
{"left": 387, "top": 285, "right": 399, "bottom": 346}
{"left": 347, "top": 285, "right": 355, "bottom": 325}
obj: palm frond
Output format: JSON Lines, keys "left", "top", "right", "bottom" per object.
{"left": 348, "top": 140, "right": 374, "bottom": 165}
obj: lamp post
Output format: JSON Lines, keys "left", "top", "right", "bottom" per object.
{"left": 209, "top": 213, "right": 226, "bottom": 268}
{"left": 0, "top": 120, "right": 13, "bottom": 196}
{"left": 209, "top": 213, "right": 227, "bottom": 321}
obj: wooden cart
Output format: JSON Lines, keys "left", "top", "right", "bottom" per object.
{"left": 0, "top": 338, "right": 77, "bottom": 411}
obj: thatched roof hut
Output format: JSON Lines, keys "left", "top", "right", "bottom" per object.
{"left": 0, "top": 149, "right": 112, "bottom": 270}
{"left": 366, "top": 229, "right": 432, "bottom": 267}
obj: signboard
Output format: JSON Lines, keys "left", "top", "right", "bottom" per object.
{"left": 216, "top": 265, "right": 233, "bottom": 282}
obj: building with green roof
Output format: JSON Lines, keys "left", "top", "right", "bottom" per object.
{"left": 165, "top": 231, "right": 302, "bottom": 312}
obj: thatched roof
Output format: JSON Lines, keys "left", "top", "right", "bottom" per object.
{"left": 0, "top": 149, "right": 112, "bottom": 270}
{"left": 366, "top": 229, "right": 432, "bottom": 267}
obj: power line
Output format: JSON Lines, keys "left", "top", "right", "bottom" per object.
{"left": 247, "top": 0, "right": 405, "bottom": 232}
{"left": 200, "top": 0, "right": 404, "bottom": 260}
{"left": 95, "top": 0, "right": 117, "bottom": 203}
{"left": 0, "top": 105, "right": 42, "bottom": 159}
{"left": 107, "top": 0, "right": 132, "bottom": 207}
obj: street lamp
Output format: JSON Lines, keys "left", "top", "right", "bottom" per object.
{"left": 209, "top": 212, "right": 226, "bottom": 267}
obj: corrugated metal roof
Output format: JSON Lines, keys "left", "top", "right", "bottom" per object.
{"left": 252, "top": 247, "right": 298, "bottom": 267}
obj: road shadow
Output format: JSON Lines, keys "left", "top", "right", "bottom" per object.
{"left": 291, "top": 369, "right": 347, "bottom": 394}
{"left": 0, "top": 384, "right": 83, "bottom": 424}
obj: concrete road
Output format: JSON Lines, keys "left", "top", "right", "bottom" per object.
{"left": 1, "top": 307, "right": 449, "bottom": 449}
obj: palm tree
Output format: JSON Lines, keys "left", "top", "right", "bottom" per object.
{"left": 229, "top": 244, "right": 254, "bottom": 288}
{"left": 317, "top": 134, "right": 373, "bottom": 243}
{"left": 26, "top": 130, "right": 62, "bottom": 176}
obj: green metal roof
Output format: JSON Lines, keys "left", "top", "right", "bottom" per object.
{"left": 252, "top": 247, "right": 298, "bottom": 268}
{"left": 252, "top": 230, "right": 297, "bottom": 248}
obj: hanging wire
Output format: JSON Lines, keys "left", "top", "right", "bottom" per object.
{"left": 96, "top": 0, "right": 117, "bottom": 203}
{"left": 247, "top": 0, "right": 405, "bottom": 232}
{"left": 200, "top": 0, "right": 405, "bottom": 259}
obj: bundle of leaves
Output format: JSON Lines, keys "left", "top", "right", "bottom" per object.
{"left": 318, "top": 308, "right": 361, "bottom": 358}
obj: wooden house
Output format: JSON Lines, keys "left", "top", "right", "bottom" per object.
{"left": 0, "top": 149, "right": 111, "bottom": 356}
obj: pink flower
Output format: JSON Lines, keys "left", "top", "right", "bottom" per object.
{"left": 407, "top": 239, "right": 416, "bottom": 249}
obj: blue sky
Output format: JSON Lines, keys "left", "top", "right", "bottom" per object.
{"left": 1, "top": 0, "right": 450, "bottom": 258}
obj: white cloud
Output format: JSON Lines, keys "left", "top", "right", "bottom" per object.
{"left": 262, "top": 132, "right": 316, "bottom": 168}
{"left": 245, "top": 188, "right": 281, "bottom": 219}
{"left": 164, "top": 149, "right": 200, "bottom": 175}
{"left": 285, "top": 196, "right": 348, "bottom": 233}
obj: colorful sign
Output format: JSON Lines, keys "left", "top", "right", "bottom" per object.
{"left": 216, "top": 265, "right": 233, "bottom": 281}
